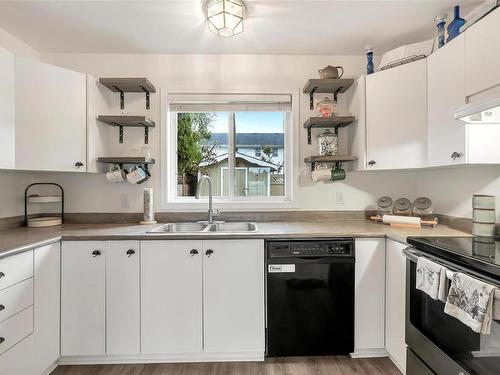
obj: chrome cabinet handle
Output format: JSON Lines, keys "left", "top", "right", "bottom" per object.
{"left": 0, "top": 305, "right": 4, "bottom": 312}
{"left": 0, "top": 272, "right": 4, "bottom": 279}
{"left": 92, "top": 250, "right": 101, "bottom": 257}
{"left": 0, "top": 337, "right": 4, "bottom": 344}
{"left": 451, "top": 152, "right": 463, "bottom": 160}
{"left": 368, "top": 160, "right": 376, "bottom": 167}
{"left": 205, "top": 249, "right": 214, "bottom": 257}
{"left": 75, "top": 162, "right": 84, "bottom": 168}
{"left": 190, "top": 249, "right": 199, "bottom": 256}
{"left": 126, "top": 249, "right": 135, "bottom": 257}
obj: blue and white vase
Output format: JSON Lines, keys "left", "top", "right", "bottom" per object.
{"left": 434, "top": 14, "right": 447, "bottom": 48}
{"left": 365, "top": 45, "right": 374, "bottom": 75}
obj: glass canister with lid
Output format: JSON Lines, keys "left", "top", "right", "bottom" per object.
{"left": 394, "top": 198, "right": 413, "bottom": 216}
{"left": 413, "top": 197, "right": 433, "bottom": 217}
{"left": 377, "top": 196, "right": 393, "bottom": 217}
{"left": 316, "top": 97, "right": 337, "bottom": 118}
{"left": 318, "top": 129, "right": 338, "bottom": 156}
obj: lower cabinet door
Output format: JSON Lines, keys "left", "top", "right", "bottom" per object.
{"left": 203, "top": 240, "right": 265, "bottom": 353}
{"left": 106, "top": 241, "right": 140, "bottom": 355}
{"left": 386, "top": 239, "right": 407, "bottom": 373}
{"left": 141, "top": 241, "right": 203, "bottom": 354}
{"left": 61, "top": 241, "right": 106, "bottom": 356}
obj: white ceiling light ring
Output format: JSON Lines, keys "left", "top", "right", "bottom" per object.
{"left": 206, "top": 0, "right": 246, "bottom": 38}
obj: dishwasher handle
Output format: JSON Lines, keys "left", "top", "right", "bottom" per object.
{"left": 268, "top": 256, "right": 355, "bottom": 264}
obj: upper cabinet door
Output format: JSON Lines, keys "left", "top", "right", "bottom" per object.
{"left": 15, "top": 57, "right": 87, "bottom": 172}
{"left": 465, "top": 7, "right": 500, "bottom": 97}
{"left": 0, "top": 47, "right": 15, "bottom": 169}
{"left": 366, "top": 59, "right": 427, "bottom": 170}
{"left": 202, "top": 240, "right": 265, "bottom": 353}
{"left": 427, "top": 34, "right": 467, "bottom": 167}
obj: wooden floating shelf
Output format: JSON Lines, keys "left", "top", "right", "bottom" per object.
{"left": 97, "top": 115, "right": 155, "bottom": 127}
{"left": 303, "top": 116, "right": 356, "bottom": 144}
{"left": 304, "top": 155, "right": 358, "bottom": 172}
{"left": 99, "top": 77, "right": 156, "bottom": 110}
{"left": 303, "top": 79, "right": 355, "bottom": 94}
{"left": 99, "top": 78, "right": 156, "bottom": 93}
{"left": 97, "top": 115, "right": 155, "bottom": 144}
{"left": 97, "top": 157, "right": 155, "bottom": 165}
{"left": 303, "top": 78, "right": 355, "bottom": 110}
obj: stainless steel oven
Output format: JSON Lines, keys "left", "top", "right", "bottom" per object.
{"left": 404, "top": 246, "right": 500, "bottom": 375}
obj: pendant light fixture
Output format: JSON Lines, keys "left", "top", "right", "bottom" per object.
{"left": 206, "top": 0, "right": 245, "bottom": 38}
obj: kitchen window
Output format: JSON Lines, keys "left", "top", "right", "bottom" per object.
{"left": 163, "top": 93, "right": 296, "bottom": 209}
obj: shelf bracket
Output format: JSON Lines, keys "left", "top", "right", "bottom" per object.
{"left": 140, "top": 86, "right": 150, "bottom": 110}
{"left": 119, "top": 125, "right": 124, "bottom": 143}
{"left": 333, "top": 87, "right": 342, "bottom": 102}
{"left": 112, "top": 86, "right": 125, "bottom": 109}
{"left": 144, "top": 164, "right": 149, "bottom": 172}
{"left": 144, "top": 126, "right": 149, "bottom": 144}
{"left": 309, "top": 87, "right": 317, "bottom": 110}
{"left": 307, "top": 127, "right": 312, "bottom": 145}
{"left": 310, "top": 161, "right": 316, "bottom": 173}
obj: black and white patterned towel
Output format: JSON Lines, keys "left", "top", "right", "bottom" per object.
{"left": 444, "top": 272, "right": 496, "bottom": 335}
{"left": 416, "top": 257, "right": 448, "bottom": 301}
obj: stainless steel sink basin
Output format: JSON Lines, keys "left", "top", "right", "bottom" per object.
{"left": 148, "top": 222, "right": 207, "bottom": 233}
{"left": 148, "top": 222, "right": 258, "bottom": 234}
{"left": 205, "top": 222, "right": 258, "bottom": 233}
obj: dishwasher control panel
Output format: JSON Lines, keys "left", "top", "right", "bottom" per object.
{"left": 267, "top": 238, "right": 354, "bottom": 258}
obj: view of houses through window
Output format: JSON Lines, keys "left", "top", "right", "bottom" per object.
{"left": 176, "top": 111, "right": 285, "bottom": 199}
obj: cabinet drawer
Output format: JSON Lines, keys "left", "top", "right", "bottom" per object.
{"left": 0, "top": 278, "right": 33, "bottom": 323}
{"left": 0, "top": 251, "right": 33, "bottom": 291}
{"left": 0, "top": 306, "right": 34, "bottom": 355}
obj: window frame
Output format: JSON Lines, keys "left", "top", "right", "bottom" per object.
{"left": 160, "top": 89, "right": 299, "bottom": 211}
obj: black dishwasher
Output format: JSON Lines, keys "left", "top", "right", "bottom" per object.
{"left": 266, "top": 238, "right": 355, "bottom": 357}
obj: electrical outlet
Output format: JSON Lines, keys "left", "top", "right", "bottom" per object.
{"left": 336, "top": 191, "right": 344, "bottom": 205}
{"left": 120, "top": 194, "right": 129, "bottom": 208}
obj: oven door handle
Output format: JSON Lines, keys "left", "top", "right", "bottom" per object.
{"left": 402, "top": 246, "right": 419, "bottom": 263}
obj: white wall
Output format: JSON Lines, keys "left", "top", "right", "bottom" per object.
{"left": 0, "top": 26, "right": 39, "bottom": 60}
{"left": 1, "top": 50, "right": 500, "bottom": 219}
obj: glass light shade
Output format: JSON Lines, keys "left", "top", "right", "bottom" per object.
{"left": 207, "top": 0, "right": 245, "bottom": 37}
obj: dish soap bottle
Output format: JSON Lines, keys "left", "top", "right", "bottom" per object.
{"left": 447, "top": 6, "right": 465, "bottom": 42}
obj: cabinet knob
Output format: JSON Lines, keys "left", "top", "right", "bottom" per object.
{"left": 126, "top": 249, "right": 135, "bottom": 257}
{"left": 190, "top": 249, "right": 199, "bottom": 256}
{"left": 0, "top": 272, "right": 4, "bottom": 279}
{"left": 75, "top": 162, "right": 84, "bottom": 168}
{"left": 205, "top": 249, "right": 214, "bottom": 257}
{"left": 0, "top": 305, "right": 4, "bottom": 312}
{"left": 92, "top": 250, "right": 101, "bottom": 257}
{"left": 368, "top": 160, "right": 376, "bottom": 167}
{"left": 451, "top": 152, "right": 463, "bottom": 160}
{"left": 0, "top": 337, "right": 4, "bottom": 344}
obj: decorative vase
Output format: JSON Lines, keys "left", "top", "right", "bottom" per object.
{"left": 365, "top": 45, "right": 374, "bottom": 75}
{"left": 318, "top": 130, "right": 338, "bottom": 156}
{"left": 434, "top": 14, "right": 447, "bottom": 48}
{"left": 447, "top": 6, "right": 465, "bottom": 42}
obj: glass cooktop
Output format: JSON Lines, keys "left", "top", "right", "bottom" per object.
{"left": 407, "top": 236, "right": 500, "bottom": 280}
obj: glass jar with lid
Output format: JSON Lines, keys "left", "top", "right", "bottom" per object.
{"left": 316, "top": 97, "right": 337, "bottom": 118}
{"left": 318, "top": 130, "right": 338, "bottom": 156}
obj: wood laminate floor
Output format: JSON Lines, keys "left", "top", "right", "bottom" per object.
{"left": 52, "top": 356, "right": 402, "bottom": 375}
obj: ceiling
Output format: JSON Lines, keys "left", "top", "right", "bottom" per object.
{"left": 0, "top": 0, "right": 483, "bottom": 55}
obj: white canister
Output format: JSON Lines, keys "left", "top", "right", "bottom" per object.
{"left": 473, "top": 209, "right": 496, "bottom": 223}
{"left": 472, "top": 194, "right": 495, "bottom": 209}
{"left": 472, "top": 222, "right": 496, "bottom": 237}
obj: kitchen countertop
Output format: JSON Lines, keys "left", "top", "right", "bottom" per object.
{"left": 0, "top": 220, "right": 470, "bottom": 259}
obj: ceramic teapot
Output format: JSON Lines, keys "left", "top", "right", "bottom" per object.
{"left": 318, "top": 65, "right": 344, "bottom": 79}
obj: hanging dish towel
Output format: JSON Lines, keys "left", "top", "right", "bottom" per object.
{"left": 416, "top": 257, "right": 448, "bottom": 301}
{"left": 444, "top": 272, "right": 496, "bottom": 334}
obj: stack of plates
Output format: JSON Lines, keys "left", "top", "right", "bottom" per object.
{"left": 472, "top": 195, "right": 496, "bottom": 237}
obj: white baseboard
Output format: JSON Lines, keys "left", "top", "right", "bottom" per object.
{"left": 59, "top": 352, "right": 265, "bottom": 365}
{"left": 386, "top": 352, "right": 406, "bottom": 375}
{"left": 41, "top": 361, "right": 58, "bottom": 375}
{"left": 350, "top": 348, "right": 388, "bottom": 358}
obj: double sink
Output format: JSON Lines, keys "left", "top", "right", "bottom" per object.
{"left": 148, "top": 222, "right": 258, "bottom": 234}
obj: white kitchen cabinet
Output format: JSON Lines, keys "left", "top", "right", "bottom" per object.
{"left": 465, "top": 7, "right": 500, "bottom": 97}
{"left": 354, "top": 238, "right": 385, "bottom": 356}
{"left": 427, "top": 34, "right": 467, "bottom": 167}
{"left": 386, "top": 239, "right": 407, "bottom": 373}
{"left": 15, "top": 57, "right": 86, "bottom": 172}
{"left": 0, "top": 243, "right": 60, "bottom": 375}
{"left": 141, "top": 240, "right": 203, "bottom": 354}
{"left": 203, "top": 240, "right": 264, "bottom": 353}
{"left": 366, "top": 59, "right": 427, "bottom": 170}
{"left": 61, "top": 241, "right": 105, "bottom": 356}
{"left": 106, "top": 241, "right": 140, "bottom": 355}
{"left": 0, "top": 46, "right": 15, "bottom": 169}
